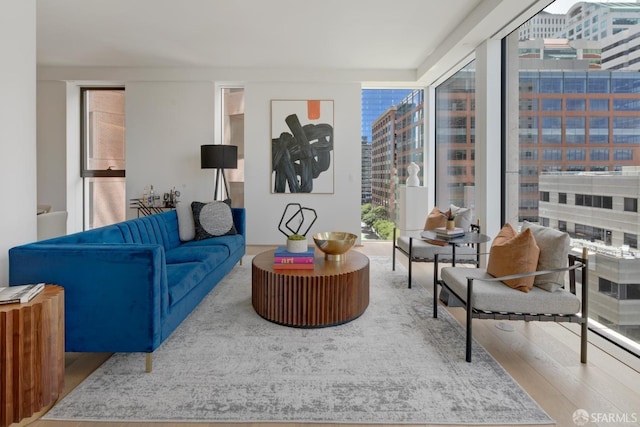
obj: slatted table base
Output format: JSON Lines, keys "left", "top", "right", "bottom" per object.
{"left": 252, "top": 250, "right": 370, "bottom": 327}
{"left": 0, "top": 285, "right": 64, "bottom": 427}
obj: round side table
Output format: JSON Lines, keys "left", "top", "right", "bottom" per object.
{"left": 0, "top": 285, "right": 64, "bottom": 427}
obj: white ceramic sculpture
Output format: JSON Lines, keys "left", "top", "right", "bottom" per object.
{"left": 406, "top": 162, "right": 420, "bottom": 186}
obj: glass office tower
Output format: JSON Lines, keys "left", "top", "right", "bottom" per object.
{"left": 361, "top": 89, "right": 413, "bottom": 143}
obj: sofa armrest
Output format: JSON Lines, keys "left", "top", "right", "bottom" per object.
{"left": 9, "top": 243, "right": 167, "bottom": 353}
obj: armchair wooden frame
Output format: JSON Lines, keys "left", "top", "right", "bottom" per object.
{"left": 434, "top": 248, "right": 589, "bottom": 363}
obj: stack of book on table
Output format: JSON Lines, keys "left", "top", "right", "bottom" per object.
{"left": 434, "top": 227, "right": 465, "bottom": 239}
{"left": 273, "top": 246, "right": 315, "bottom": 269}
{"left": 0, "top": 282, "right": 45, "bottom": 305}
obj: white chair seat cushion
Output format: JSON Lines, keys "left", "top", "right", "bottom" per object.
{"left": 396, "top": 236, "right": 477, "bottom": 261}
{"left": 441, "top": 267, "right": 581, "bottom": 315}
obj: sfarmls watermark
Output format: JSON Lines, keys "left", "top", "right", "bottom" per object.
{"left": 573, "top": 409, "right": 638, "bottom": 425}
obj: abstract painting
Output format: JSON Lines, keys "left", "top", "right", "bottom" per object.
{"left": 271, "top": 99, "right": 334, "bottom": 193}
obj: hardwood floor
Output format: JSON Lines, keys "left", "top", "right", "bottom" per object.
{"left": 20, "top": 242, "right": 640, "bottom": 427}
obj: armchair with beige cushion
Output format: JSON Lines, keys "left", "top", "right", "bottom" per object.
{"left": 37, "top": 211, "right": 68, "bottom": 241}
{"left": 434, "top": 221, "right": 589, "bottom": 363}
{"left": 392, "top": 204, "right": 480, "bottom": 288}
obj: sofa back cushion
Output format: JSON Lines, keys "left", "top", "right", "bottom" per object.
{"left": 192, "top": 201, "right": 238, "bottom": 240}
{"left": 42, "top": 224, "right": 125, "bottom": 244}
{"left": 117, "top": 211, "right": 181, "bottom": 251}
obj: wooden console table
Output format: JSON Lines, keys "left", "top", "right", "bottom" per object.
{"left": 0, "top": 285, "right": 65, "bottom": 427}
{"left": 252, "top": 249, "right": 370, "bottom": 327}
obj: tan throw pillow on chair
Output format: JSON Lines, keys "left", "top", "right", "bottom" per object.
{"left": 424, "top": 207, "right": 447, "bottom": 230}
{"left": 486, "top": 223, "right": 540, "bottom": 293}
{"left": 423, "top": 207, "right": 448, "bottom": 246}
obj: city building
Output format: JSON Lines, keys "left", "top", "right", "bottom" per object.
{"left": 393, "top": 89, "right": 425, "bottom": 186}
{"left": 560, "top": 1, "right": 640, "bottom": 41}
{"left": 370, "top": 106, "right": 397, "bottom": 213}
{"left": 601, "top": 22, "right": 640, "bottom": 70}
{"left": 539, "top": 168, "right": 640, "bottom": 341}
{"left": 361, "top": 89, "right": 413, "bottom": 144}
{"left": 369, "top": 90, "right": 424, "bottom": 221}
{"left": 518, "top": 69, "right": 640, "bottom": 222}
{"left": 361, "top": 137, "right": 372, "bottom": 204}
{"left": 518, "top": 10, "right": 566, "bottom": 40}
{"left": 435, "top": 64, "right": 477, "bottom": 210}
{"left": 518, "top": 38, "right": 602, "bottom": 68}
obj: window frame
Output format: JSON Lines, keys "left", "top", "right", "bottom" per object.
{"left": 80, "top": 87, "right": 126, "bottom": 179}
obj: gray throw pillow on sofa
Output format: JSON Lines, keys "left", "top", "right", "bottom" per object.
{"left": 191, "top": 200, "right": 237, "bottom": 241}
{"left": 522, "top": 221, "right": 570, "bottom": 292}
{"left": 176, "top": 202, "right": 196, "bottom": 241}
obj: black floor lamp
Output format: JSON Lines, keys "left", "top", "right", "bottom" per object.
{"left": 201, "top": 145, "right": 238, "bottom": 201}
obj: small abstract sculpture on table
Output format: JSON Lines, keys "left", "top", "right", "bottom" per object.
{"left": 406, "top": 162, "right": 420, "bottom": 187}
{"left": 278, "top": 203, "right": 318, "bottom": 240}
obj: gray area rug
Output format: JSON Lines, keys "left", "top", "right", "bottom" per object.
{"left": 44, "top": 255, "right": 553, "bottom": 424}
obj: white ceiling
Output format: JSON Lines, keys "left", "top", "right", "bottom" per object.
{"left": 36, "top": 0, "right": 548, "bottom": 83}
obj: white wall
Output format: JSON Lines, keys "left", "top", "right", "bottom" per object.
{"left": 244, "top": 82, "right": 362, "bottom": 245}
{"left": 126, "top": 81, "right": 217, "bottom": 210}
{"left": 35, "top": 75, "right": 363, "bottom": 246}
{"left": 0, "top": 0, "right": 36, "bottom": 282}
{"left": 37, "top": 81, "right": 67, "bottom": 212}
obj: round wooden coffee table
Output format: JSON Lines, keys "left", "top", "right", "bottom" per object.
{"left": 252, "top": 249, "right": 370, "bottom": 327}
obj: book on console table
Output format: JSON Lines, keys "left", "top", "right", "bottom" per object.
{"left": 0, "top": 283, "right": 45, "bottom": 305}
{"left": 434, "top": 227, "right": 465, "bottom": 238}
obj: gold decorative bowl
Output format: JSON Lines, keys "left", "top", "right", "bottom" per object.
{"left": 313, "top": 231, "right": 357, "bottom": 261}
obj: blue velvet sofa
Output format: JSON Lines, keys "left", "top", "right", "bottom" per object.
{"left": 8, "top": 208, "right": 245, "bottom": 368}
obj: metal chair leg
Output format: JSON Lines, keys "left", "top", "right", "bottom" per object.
{"left": 408, "top": 238, "right": 413, "bottom": 289}
{"left": 392, "top": 228, "right": 397, "bottom": 271}
{"left": 465, "top": 278, "right": 473, "bottom": 362}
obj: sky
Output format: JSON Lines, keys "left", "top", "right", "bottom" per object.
{"left": 544, "top": 0, "right": 621, "bottom": 14}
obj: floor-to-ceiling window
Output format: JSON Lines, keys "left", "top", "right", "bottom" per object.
{"left": 81, "top": 88, "right": 126, "bottom": 230}
{"left": 361, "top": 88, "right": 423, "bottom": 240}
{"left": 504, "top": 0, "right": 640, "bottom": 354}
{"left": 435, "top": 62, "right": 476, "bottom": 212}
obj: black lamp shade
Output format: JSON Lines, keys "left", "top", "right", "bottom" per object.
{"left": 201, "top": 145, "right": 238, "bottom": 169}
